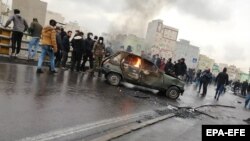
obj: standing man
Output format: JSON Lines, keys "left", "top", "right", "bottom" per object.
{"left": 4, "top": 9, "right": 28, "bottom": 58}
{"left": 71, "top": 32, "right": 84, "bottom": 72}
{"left": 179, "top": 58, "right": 187, "bottom": 80}
{"left": 37, "top": 19, "right": 57, "bottom": 73}
{"left": 245, "top": 84, "right": 250, "bottom": 109}
{"left": 164, "top": 58, "right": 174, "bottom": 76}
{"left": 81, "top": 33, "right": 95, "bottom": 72}
{"left": 92, "top": 37, "right": 105, "bottom": 77}
{"left": 61, "top": 31, "right": 72, "bottom": 69}
{"left": 214, "top": 68, "right": 229, "bottom": 101}
{"left": 241, "top": 81, "right": 248, "bottom": 96}
{"left": 28, "top": 18, "right": 42, "bottom": 60}
{"left": 199, "top": 69, "right": 212, "bottom": 95}
{"left": 55, "top": 27, "right": 64, "bottom": 67}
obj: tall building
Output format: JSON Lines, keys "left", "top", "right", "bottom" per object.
{"left": 227, "top": 65, "right": 238, "bottom": 81}
{"left": 45, "top": 10, "right": 65, "bottom": 25}
{"left": 174, "top": 39, "right": 200, "bottom": 69}
{"left": 197, "top": 54, "right": 215, "bottom": 71}
{"left": 12, "top": 0, "right": 47, "bottom": 25}
{"left": 145, "top": 19, "right": 178, "bottom": 59}
{"left": 0, "top": 0, "right": 10, "bottom": 25}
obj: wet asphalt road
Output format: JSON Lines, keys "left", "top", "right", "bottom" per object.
{"left": 0, "top": 63, "right": 249, "bottom": 141}
{"left": 0, "top": 63, "right": 172, "bottom": 141}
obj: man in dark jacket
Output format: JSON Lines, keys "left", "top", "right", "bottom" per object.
{"left": 164, "top": 58, "right": 174, "bottom": 76}
{"left": 214, "top": 68, "right": 229, "bottom": 100}
{"left": 81, "top": 33, "right": 95, "bottom": 71}
{"left": 28, "top": 18, "right": 42, "bottom": 60}
{"left": 179, "top": 58, "right": 187, "bottom": 80}
{"left": 156, "top": 56, "right": 161, "bottom": 68}
{"left": 241, "top": 81, "right": 248, "bottom": 96}
{"left": 199, "top": 69, "right": 212, "bottom": 95}
{"left": 245, "top": 84, "right": 250, "bottom": 109}
{"left": 71, "top": 32, "right": 84, "bottom": 72}
{"left": 55, "top": 27, "right": 64, "bottom": 67}
{"left": 61, "top": 31, "right": 72, "bottom": 69}
{"left": 4, "top": 9, "right": 28, "bottom": 58}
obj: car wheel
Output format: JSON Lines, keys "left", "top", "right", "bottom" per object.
{"left": 107, "top": 73, "right": 121, "bottom": 86}
{"left": 166, "top": 87, "right": 180, "bottom": 100}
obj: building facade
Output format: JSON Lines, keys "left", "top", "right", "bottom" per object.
{"left": 197, "top": 54, "right": 215, "bottom": 71}
{"left": 45, "top": 10, "right": 65, "bottom": 26}
{"left": 145, "top": 19, "right": 178, "bottom": 59}
{"left": 0, "top": 0, "right": 9, "bottom": 25}
{"left": 174, "top": 39, "right": 200, "bottom": 69}
{"left": 227, "top": 65, "right": 238, "bottom": 81}
{"left": 12, "top": 0, "right": 47, "bottom": 26}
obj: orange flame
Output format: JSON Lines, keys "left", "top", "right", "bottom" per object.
{"left": 134, "top": 58, "right": 141, "bottom": 68}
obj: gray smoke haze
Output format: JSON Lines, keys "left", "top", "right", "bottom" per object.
{"left": 109, "top": 0, "right": 231, "bottom": 37}
{"left": 109, "top": 0, "right": 167, "bottom": 37}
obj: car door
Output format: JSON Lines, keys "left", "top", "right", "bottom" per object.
{"left": 140, "top": 59, "right": 163, "bottom": 89}
{"left": 121, "top": 54, "right": 141, "bottom": 84}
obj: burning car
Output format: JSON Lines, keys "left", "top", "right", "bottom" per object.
{"left": 101, "top": 51, "right": 185, "bottom": 100}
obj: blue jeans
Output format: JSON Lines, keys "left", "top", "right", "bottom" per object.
{"left": 37, "top": 45, "right": 55, "bottom": 71}
{"left": 245, "top": 94, "right": 250, "bottom": 108}
{"left": 215, "top": 83, "right": 224, "bottom": 98}
{"left": 28, "top": 37, "right": 40, "bottom": 58}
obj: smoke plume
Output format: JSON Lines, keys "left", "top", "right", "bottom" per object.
{"left": 109, "top": 0, "right": 167, "bottom": 37}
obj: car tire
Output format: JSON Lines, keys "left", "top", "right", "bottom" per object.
{"left": 166, "top": 86, "right": 180, "bottom": 100}
{"left": 107, "top": 73, "right": 121, "bottom": 86}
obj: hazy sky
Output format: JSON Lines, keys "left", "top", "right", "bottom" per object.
{"left": 9, "top": 0, "right": 250, "bottom": 72}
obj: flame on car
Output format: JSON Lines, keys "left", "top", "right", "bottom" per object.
{"left": 134, "top": 58, "right": 141, "bottom": 68}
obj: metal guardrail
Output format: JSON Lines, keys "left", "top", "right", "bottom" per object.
{"left": 0, "top": 27, "right": 74, "bottom": 60}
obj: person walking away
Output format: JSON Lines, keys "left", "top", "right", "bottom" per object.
{"left": 28, "top": 18, "right": 42, "bottom": 60}
{"left": 214, "top": 68, "right": 229, "bottom": 101}
{"left": 55, "top": 27, "right": 64, "bottom": 67}
{"left": 195, "top": 70, "right": 202, "bottom": 87}
{"left": 61, "top": 31, "right": 72, "bottom": 69}
{"left": 36, "top": 19, "right": 57, "bottom": 74}
{"left": 81, "top": 33, "right": 95, "bottom": 71}
{"left": 241, "top": 81, "right": 248, "bottom": 96}
{"left": 71, "top": 32, "right": 84, "bottom": 72}
{"left": 92, "top": 37, "right": 105, "bottom": 77}
{"left": 245, "top": 84, "right": 250, "bottom": 109}
{"left": 199, "top": 69, "right": 212, "bottom": 95}
{"left": 4, "top": 9, "right": 28, "bottom": 58}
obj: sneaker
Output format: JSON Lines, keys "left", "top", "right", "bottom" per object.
{"left": 50, "top": 70, "right": 57, "bottom": 74}
{"left": 36, "top": 69, "right": 44, "bottom": 74}
{"left": 62, "top": 67, "right": 68, "bottom": 70}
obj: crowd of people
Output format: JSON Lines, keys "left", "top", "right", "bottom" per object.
{"left": 3, "top": 9, "right": 250, "bottom": 109}
{"left": 4, "top": 9, "right": 106, "bottom": 77}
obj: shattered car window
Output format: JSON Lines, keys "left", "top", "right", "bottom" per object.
{"left": 110, "top": 53, "right": 127, "bottom": 65}
{"left": 142, "top": 60, "right": 158, "bottom": 72}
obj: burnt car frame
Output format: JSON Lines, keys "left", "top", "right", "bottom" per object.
{"left": 101, "top": 51, "right": 185, "bottom": 100}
